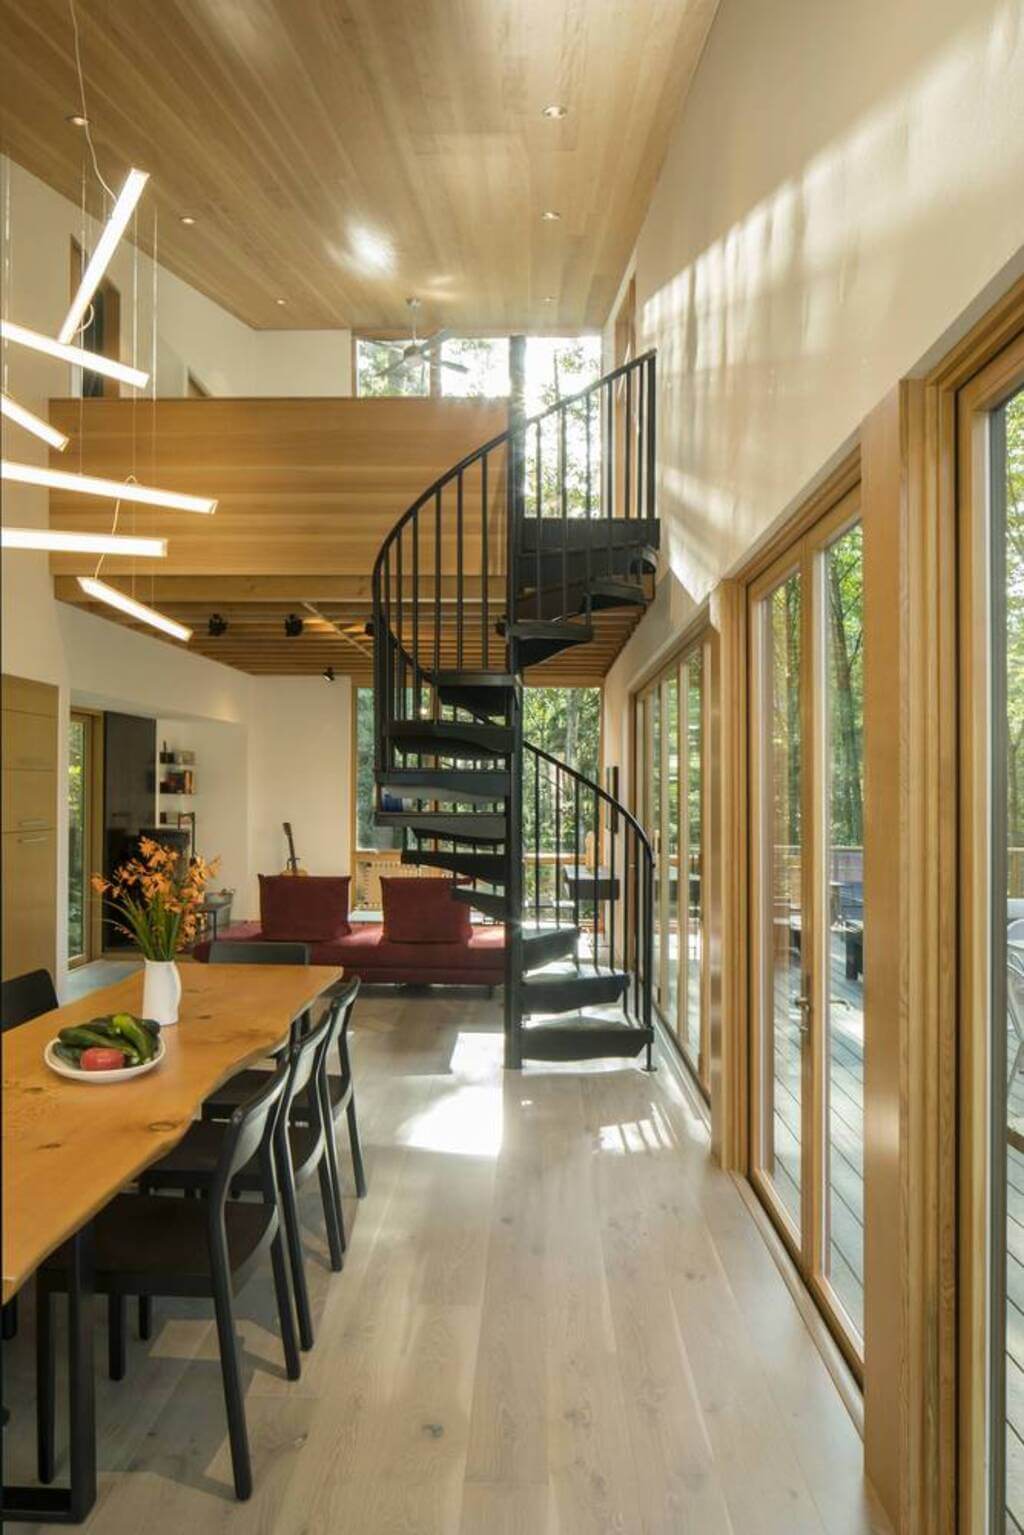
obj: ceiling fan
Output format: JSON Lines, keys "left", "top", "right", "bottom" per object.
{"left": 379, "top": 297, "right": 468, "bottom": 382}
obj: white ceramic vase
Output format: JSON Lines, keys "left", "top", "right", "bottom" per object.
{"left": 142, "top": 958, "right": 182, "bottom": 1027}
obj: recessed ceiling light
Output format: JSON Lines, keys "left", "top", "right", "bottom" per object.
{"left": 275, "top": 298, "right": 287, "bottom": 307}
{"left": 179, "top": 215, "right": 196, "bottom": 226}
{"left": 543, "top": 296, "right": 556, "bottom": 304}
{"left": 541, "top": 210, "right": 561, "bottom": 222}
{"left": 66, "top": 113, "right": 88, "bottom": 128}
{"left": 542, "top": 104, "right": 567, "bottom": 119}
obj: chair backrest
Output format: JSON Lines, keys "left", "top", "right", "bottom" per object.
{"left": 1, "top": 969, "right": 58, "bottom": 1031}
{"left": 327, "top": 976, "right": 361, "bottom": 1083}
{"left": 207, "top": 941, "right": 310, "bottom": 965}
{"left": 209, "top": 1054, "right": 292, "bottom": 1213}
{"left": 283, "top": 1002, "right": 336, "bottom": 1119}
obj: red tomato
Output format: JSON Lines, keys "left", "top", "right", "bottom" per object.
{"left": 80, "top": 1046, "right": 127, "bottom": 1072}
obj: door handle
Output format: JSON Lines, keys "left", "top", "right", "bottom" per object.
{"left": 792, "top": 988, "right": 812, "bottom": 1035}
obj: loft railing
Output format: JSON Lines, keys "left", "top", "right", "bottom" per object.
{"left": 524, "top": 742, "right": 654, "bottom": 1049}
{"left": 371, "top": 350, "right": 656, "bottom": 764}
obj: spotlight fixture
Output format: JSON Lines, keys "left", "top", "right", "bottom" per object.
{"left": 65, "top": 113, "right": 89, "bottom": 128}
{"left": 284, "top": 613, "right": 304, "bottom": 638}
{"left": 541, "top": 210, "right": 561, "bottom": 221}
{"left": 179, "top": 215, "right": 196, "bottom": 226}
{"left": 322, "top": 666, "right": 336, "bottom": 683}
{"left": 541, "top": 104, "right": 567, "bottom": 119}
{"left": 207, "top": 613, "right": 228, "bottom": 636}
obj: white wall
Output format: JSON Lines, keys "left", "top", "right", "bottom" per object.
{"left": 1, "top": 157, "right": 356, "bottom": 988}
{"left": 248, "top": 677, "right": 353, "bottom": 913}
{"left": 633, "top": 0, "right": 1024, "bottom": 604}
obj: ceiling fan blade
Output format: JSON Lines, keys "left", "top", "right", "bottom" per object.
{"left": 440, "top": 358, "right": 470, "bottom": 374}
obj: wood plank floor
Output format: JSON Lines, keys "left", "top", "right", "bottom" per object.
{"left": 2, "top": 989, "right": 890, "bottom": 1533}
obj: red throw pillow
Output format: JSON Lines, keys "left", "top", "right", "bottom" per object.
{"left": 380, "top": 876, "right": 471, "bottom": 944}
{"left": 259, "top": 874, "right": 351, "bottom": 941}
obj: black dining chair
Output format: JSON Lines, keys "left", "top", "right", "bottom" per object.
{"left": 36, "top": 1056, "right": 299, "bottom": 1503}
{"left": 1, "top": 968, "right": 59, "bottom": 1341}
{"left": 204, "top": 977, "right": 367, "bottom": 1201}
{"left": 141, "top": 1000, "right": 342, "bottom": 1351}
{"left": 1, "top": 967, "right": 58, "bottom": 1031}
{"left": 206, "top": 941, "right": 311, "bottom": 964}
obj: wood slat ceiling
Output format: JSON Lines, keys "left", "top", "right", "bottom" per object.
{"left": 0, "top": 0, "right": 718, "bottom": 332}
{"left": 47, "top": 396, "right": 647, "bottom": 682}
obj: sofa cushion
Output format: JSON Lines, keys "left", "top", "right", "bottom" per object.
{"left": 327, "top": 923, "right": 502, "bottom": 971}
{"left": 380, "top": 876, "right": 471, "bottom": 944}
{"left": 258, "top": 873, "right": 351, "bottom": 941}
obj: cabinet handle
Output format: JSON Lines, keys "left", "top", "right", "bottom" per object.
{"left": 17, "top": 818, "right": 49, "bottom": 829}
{"left": 17, "top": 834, "right": 48, "bottom": 844}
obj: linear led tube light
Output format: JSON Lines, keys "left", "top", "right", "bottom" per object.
{"left": 0, "top": 394, "right": 69, "bottom": 451}
{"left": 2, "top": 527, "right": 166, "bottom": 557}
{"left": 1, "top": 461, "right": 217, "bottom": 515}
{"left": 0, "top": 319, "right": 149, "bottom": 390}
{"left": 77, "top": 576, "right": 192, "bottom": 641}
{"left": 59, "top": 168, "right": 149, "bottom": 344}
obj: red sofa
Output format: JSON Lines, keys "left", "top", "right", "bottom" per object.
{"left": 192, "top": 875, "right": 505, "bottom": 987}
{"left": 193, "top": 918, "right": 505, "bottom": 985}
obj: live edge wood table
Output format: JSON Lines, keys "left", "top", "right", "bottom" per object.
{"left": 1, "top": 962, "right": 343, "bottom": 1525}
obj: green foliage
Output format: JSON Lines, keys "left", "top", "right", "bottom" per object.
{"left": 522, "top": 687, "right": 601, "bottom": 851}
{"left": 356, "top": 687, "right": 398, "bottom": 850}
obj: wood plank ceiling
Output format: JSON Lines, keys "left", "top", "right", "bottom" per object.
{"left": 0, "top": 0, "right": 718, "bottom": 333}
{"left": 47, "top": 396, "right": 649, "bottom": 682}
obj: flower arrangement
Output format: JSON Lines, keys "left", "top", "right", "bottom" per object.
{"left": 92, "top": 837, "right": 220, "bottom": 959}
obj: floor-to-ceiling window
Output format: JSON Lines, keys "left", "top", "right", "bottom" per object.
{"left": 634, "top": 634, "right": 709, "bottom": 1092}
{"left": 748, "top": 489, "right": 865, "bottom": 1366}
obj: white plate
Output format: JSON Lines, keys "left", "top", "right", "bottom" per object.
{"left": 44, "top": 1033, "right": 166, "bottom": 1084}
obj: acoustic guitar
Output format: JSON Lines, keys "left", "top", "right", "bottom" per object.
{"left": 281, "top": 821, "right": 308, "bottom": 876}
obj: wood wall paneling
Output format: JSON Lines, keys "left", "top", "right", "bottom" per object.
{"left": 1, "top": 675, "right": 59, "bottom": 982}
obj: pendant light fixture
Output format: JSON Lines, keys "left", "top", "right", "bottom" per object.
{"left": 1, "top": 461, "right": 217, "bottom": 515}
{"left": 77, "top": 576, "right": 192, "bottom": 641}
{"left": 2, "top": 527, "right": 166, "bottom": 557}
{"left": 0, "top": 394, "right": 69, "bottom": 451}
{"left": 59, "top": 168, "right": 148, "bottom": 343}
{"left": 0, "top": 319, "right": 149, "bottom": 389}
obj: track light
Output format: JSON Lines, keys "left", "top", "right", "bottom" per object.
{"left": 322, "top": 666, "right": 336, "bottom": 683}
{"left": 1, "top": 319, "right": 149, "bottom": 389}
{"left": 284, "top": 613, "right": 304, "bottom": 637}
{"left": 207, "top": 613, "right": 228, "bottom": 636}
{"left": 1, "top": 460, "right": 217, "bottom": 515}
{"left": 1, "top": 394, "right": 69, "bottom": 451}
{"left": 77, "top": 577, "right": 192, "bottom": 642}
{"left": 59, "top": 168, "right": 149, "bottom": 343}
{"left": 2, "top": 527, "right": 166, "bottom": 557}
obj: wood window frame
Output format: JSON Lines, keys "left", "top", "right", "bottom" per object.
{"left": 746, "top": 484, "right": 865, "bottom": 1379}
{"left": 67, "top": 708, "right": 104, "bottom": 968}
{"left": 956, "top": 322, "right": 1024, "bottom": 1535}
{"left": 630, "top": 611, "right": 715, "bottom": 1097}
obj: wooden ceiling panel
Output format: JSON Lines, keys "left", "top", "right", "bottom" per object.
{"left": 0, "top": 0, "right": 717, "bottom": 331}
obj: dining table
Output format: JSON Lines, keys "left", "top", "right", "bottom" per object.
{"left": 1, "top": 960, "right": 343, "bottom": 1525}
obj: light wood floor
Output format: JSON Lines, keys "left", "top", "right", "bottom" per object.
{"left": 3, "top": 989, "right": 891, "bottom": 1534}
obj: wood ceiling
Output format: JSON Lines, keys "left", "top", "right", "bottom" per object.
{"left": 48, "top": 396, "right": 649, "bottom": 682}
{"left": 0, "top": 0, "right": 717, "bottom": 332}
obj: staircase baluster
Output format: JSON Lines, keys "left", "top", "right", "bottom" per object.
{"left": 573, "top": 775, "right": 581, "bottom": 945}
{"left": 412, "top": 507, "right": 420, "bottom": 717}
{"left": 609, "top": 801, "right": 617, "bottom": 976}
{"left": 535, "top": 421, "right": 542, "bottom": 621}
{"left": 534, "top": 750, "right": 541, "bottom": 928}
{"left": 456, "top": 471, "right": 464, "bottom": 671}
{"left": 554, "top": 764, "right": 562, "bottom": 930}
{"left": 433, "top": 489, "right": 442, "bottom": 712}
{"left": 646, "top": 353, "right": 657, "bottom": 520}
{"left": 560, "top": 405, "right": 568, "bottom": 620}
{"left": 586, "top": 390, "right": 593, "bottom": 593}
{"left": 481, "top": 452, "right": 489, "bottom": 669}
{"left": 636, "top": 363, "right": 643, "bottom": 525}
{"left": 624, "top": 368, "right": 632, "bottom": 525}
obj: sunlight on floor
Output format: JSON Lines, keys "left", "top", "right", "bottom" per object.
{"left": 397, "top": 1031, "right": 505, "bottom": 1157}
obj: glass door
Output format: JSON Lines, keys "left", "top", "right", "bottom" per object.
{"left": 67, "top": 710, "right": 95, "bottom": 968}
{"left": 749, "top": 490, "right": 865, "bottom": 1365}
{"left": 634, "top": 639, "right": 709, "bottom": 1092}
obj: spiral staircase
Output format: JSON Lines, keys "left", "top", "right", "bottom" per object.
{"left": 371, "top": 352, "right": 658, "bottom": 1069}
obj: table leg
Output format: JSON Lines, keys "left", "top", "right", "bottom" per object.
{"left": 2, "top": 1225, "right": 97, "bottom": 1525}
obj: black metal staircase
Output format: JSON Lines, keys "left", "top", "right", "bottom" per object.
{"left": 371, "top": 351, "right": 658, "bottom": 1069}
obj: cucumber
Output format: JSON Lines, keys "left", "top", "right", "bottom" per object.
{"left": 53, "top": 1042, "right": 82, "bottom": 1068}
{"left": 59, "top": 1024, "right": 140, "bottom": 1063}
{"left": 107, "top": 1014, "right": 154, "bottom": 1062}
